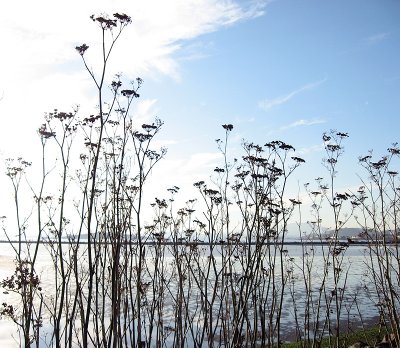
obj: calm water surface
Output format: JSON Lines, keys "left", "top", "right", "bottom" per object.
{"left": 0, "top": 241, "right": 388, "bottom": 347}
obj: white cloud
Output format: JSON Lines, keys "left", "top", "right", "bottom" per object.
{"left": 258, "top": 79, "right": 326, "bottom": 112}
{"left": 281, "top": 118, "right": 326, "bottom": 130}
{"left": 142, "top": 151, "right": 223, "bottom": 207}
{"left": 131, "top": 99, "right": 159, "bottom": 126}
{"left": 296, "top": 144, "right": 325, "bottom": 155}
{"left": 183, "top": 152, "right": 223, "bottom": 175}
{"left": 365, "top": 32, "right": 390, "bottom": 45}
{"left": 0, "top": 0, "right": 268, "bottom": 223}
{"left": 0, "top": 0, "right": 267, "bottom": 156}
{"left": 0, "top": 0, "right": 267, "bottom": 82}
{"left": 152, "top": 151, "right": 223, "bottom": 188}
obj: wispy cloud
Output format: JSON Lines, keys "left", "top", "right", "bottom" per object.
{"left": 258, "top": 79, "right": 326, "bottom": 112}
{"left": 296, "top": 144, "right": 325, "bottom": 155}
{"left": 131, "top": 99, "right": 159, "bottom": 126}
{"left": 281, "top": 118, "right": 326, "bottom": 130}
{"left": 1, "top": 0, "right": 268, "bottom": 80}
{"left": 150, "top": 151, "right": 223, "bottom": 192}
{"left": 0, "top": 0, "right": 269, "bottom": 154}
{"left": 364, "top": 32, "right": 390, "bottom": 45}
{"left": 118, "top": 0, "right": 268, "bottom": 80}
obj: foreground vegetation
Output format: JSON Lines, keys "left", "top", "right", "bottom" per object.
{"left": 0, "top": 13, "right": 399, "bottom": 348}
{"left": 281, "top": 325, "right": 389, "bottom": 348}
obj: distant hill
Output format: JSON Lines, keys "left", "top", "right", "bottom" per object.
{"left": 324, "top": 227, "right": 363, "bottom": 239}
{"left": 285, "top": 224, "right": 365, "bottom": 240}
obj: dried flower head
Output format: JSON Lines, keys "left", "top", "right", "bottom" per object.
{"left": 75, "top": 44, "right": 89, "bottom": 56}
{"left": 113, "top": 13, "right": 132, "bottom": 24}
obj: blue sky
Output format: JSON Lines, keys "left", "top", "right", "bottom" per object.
{"left": 143, "top": 0, "right": 400, "bottom": 220}
{"left": 153, "top": 1, "right": 399, "bottom": 154}
{"left": 0, "top": 0, "right": 399, "bottom": 228}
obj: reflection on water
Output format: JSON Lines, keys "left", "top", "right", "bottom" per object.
{"left": 0, "top": 241, "right": 391, "bottom": 347}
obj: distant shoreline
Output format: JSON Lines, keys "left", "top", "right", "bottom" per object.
{"left": 0, "top": 239, "right": 377, "bottom": 246}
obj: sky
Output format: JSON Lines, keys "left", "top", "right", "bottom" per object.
{"left": 0, "top": 0, "right": 399, "bottom": 231}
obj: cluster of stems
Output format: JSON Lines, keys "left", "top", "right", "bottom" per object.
{"left": 0, "top": 14, "right": 399, "bottom": 348}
